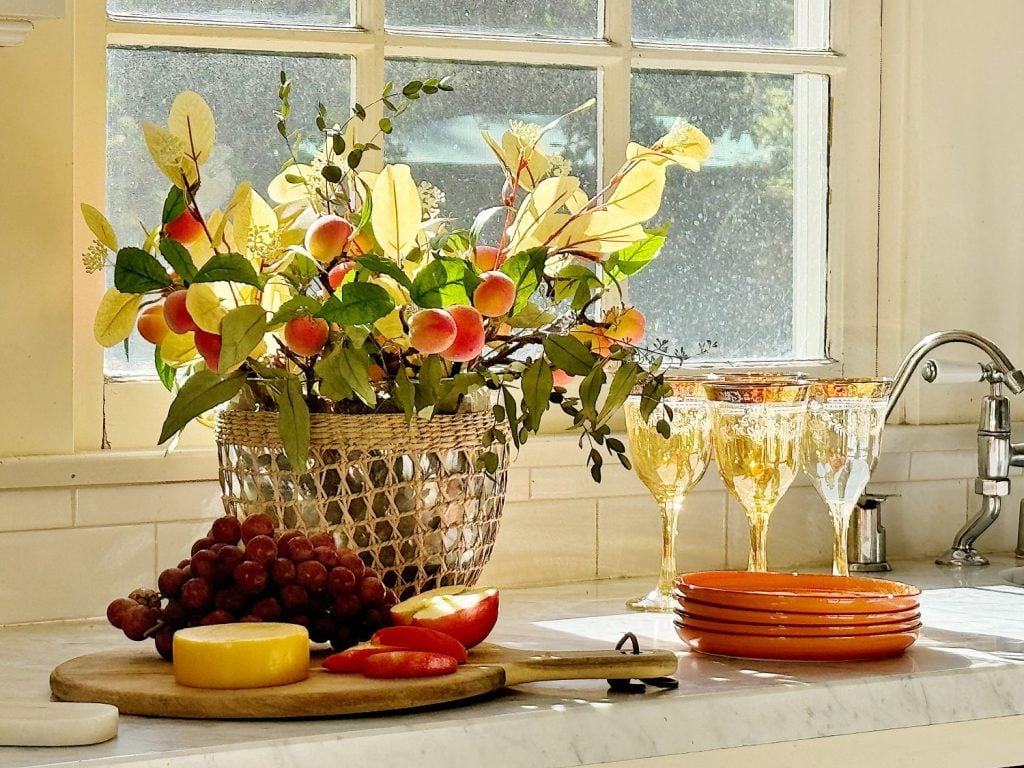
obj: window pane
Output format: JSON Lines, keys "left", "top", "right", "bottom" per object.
{"left": 105, "top": 47, "right": 352, "bottom": 376}
{"left": 107, "top": 0, "right": 351, "bottom": 27}
{"left": 383, "top": 59, "right": 598, "bottom": 242}
{"left": 385, "top": 1, "right": 600, "bottom": 39}
{"left": 633, "top": 0, "right": 830, "bottom": 50}
{"left": 629, "top": 70, "right": 828, "bottom": 361}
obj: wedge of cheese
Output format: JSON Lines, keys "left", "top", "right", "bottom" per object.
{"left": 173, "top": 623, "right": 310, "bottom": 689}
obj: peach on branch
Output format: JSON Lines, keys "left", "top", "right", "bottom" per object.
{"left": 305, "top": 215, "right": 353, "bottom": 262}
{"left": 194, "top": 329, "right": 222, "bottom": 371}
{"left": 408, "top": 309, "right": 458, "bottom": 355}
{"left": 571, "top": 324, "right": 613, "bottom": 357}
{"left": 137, "top": 304, "right": 170, "bottom": 345}
{"left": 327, "top": 262, "right": 355, "bottom": 290}
{"left": 473, "top": 245, "right": 504, "bottom": 271}
{"left": 389, "top": 585, "right": 499, "bottom": 649}
{"left": 164, "top": 290, "right": 198, "bottom": 334}
{"left": 606, "top": 307, "right": 646, "bottom": 345}
{"left": 349, "top": 230, "right": 376, "bottom": 257}
{"left": 284, "top": 316, "right": 330, "bottom": 357}
{"left": 440, "top": 305, "right": 486, "bottom": 362}
{"left": 164, "top": 210, "right": 204, "bottom": 245}
{"left": 472, "top": 271, "right": 516, "bottom": 318}
{"left": 552, "top": 368, "right": 577, "bottom": 389}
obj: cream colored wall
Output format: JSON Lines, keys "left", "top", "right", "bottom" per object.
{"left": 2, "top": 2, "right": 1024, "bottom": 624}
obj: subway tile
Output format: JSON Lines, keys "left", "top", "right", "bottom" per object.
{"left": 480, "top": 499, "right": 596, "bottom": 587}
{"left": 0, "top": 489, "right": 72, "bottom": 532}
{"left": 869, "top": 480, "right": 969, "bottom": 559}
{"left": 513, "top": 437, "right": 588, "bottom": 469}
{"left": 157, "top": 520, "right": 218, "bottom": 568}
{"left": 909, "top": 450, "right": 977, "bottom": 481}
{"left": 76, "top": 481, "right": 223, "bottom": 526}
{"left": 597, "top": 491, "right": 726, "bottom": 579}
{"left": 871, "top": 452, "right": 911, "bottom": 483}
{"left": 505, "top": 467, "right": 530, "bottom": 502}
{"left": 725, "top": 486, "right": 834, "bottom": 571}
{"left": 530, "top": 463, "right": 647, "bottom": 500}
{"left": 0, "top": 525, "right": 154, "bottom": 624}
{"left": 882, "top": 423, "right": 978, "bottom": 454}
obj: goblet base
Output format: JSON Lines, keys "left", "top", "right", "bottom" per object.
{"left": 626, "top": 587, "right": 675, "bottom": 613}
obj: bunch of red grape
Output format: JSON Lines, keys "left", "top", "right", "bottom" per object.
{"left": 106, "top": 514, "right": 397, "bottom": 660}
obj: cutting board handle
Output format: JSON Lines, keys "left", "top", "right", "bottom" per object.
{"left": 493, "top": 649, "right": 678, "bottom": 686}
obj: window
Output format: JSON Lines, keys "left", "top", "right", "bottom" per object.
{"left": 89, "top": 1, "right": 878, "bottom": 389}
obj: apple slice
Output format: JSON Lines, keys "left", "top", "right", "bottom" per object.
{"left": 389, "top": 586, "right": 499, "bottom": 649}
{"left": 371, "top": 625, "right": 468, "bottom": 663}
{"left": 362, "top": 651, "right": 458, "bottom": 679}
{"left": 322, "top": 644, "right": 403, "bottom": 674}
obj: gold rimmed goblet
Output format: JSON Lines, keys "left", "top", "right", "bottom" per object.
{"left": 801, "top": 378, "right": 893, "bottom": 576}
{"left": 703, "top": 376, "right": 810, "bottom": 573}
{"left": 623, "top": 379, "right": 712, "bottom": 612}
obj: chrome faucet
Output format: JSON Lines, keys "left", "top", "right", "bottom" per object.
{"left": 882, "top": 330, "right": 1024, "bottom": 566}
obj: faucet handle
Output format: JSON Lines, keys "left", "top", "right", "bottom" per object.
{"left": 921, "top": 359, "right": 986, "bottom": 385}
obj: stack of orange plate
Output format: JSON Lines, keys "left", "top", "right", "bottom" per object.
{"left": 672, "top": 571, "right": 922, "bottom": 661}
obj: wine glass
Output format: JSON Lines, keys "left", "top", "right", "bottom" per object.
{"left": 703, "top": 376, "right": 810, "bottom": 573}
{"left": 801, "top": 378, "right": 892, "bottom": 576}
{"left": 623, "top": 379, "right": 712, "bottom": 612}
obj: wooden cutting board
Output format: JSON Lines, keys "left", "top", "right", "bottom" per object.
{"left": 50, "top": 643, "right": 679, "bottom": 719}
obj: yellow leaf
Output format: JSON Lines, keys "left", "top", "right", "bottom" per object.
{"left": 606, "top": 160, "right": 667, "bottom": 223}
{"left": 268, "top": 164, "right": 318, "bottom": 205}
{"left": 480, "top": 130, "right": 513, "bottom": 178}
{"left": 508, "top": 176, "right": 581, "bottom": 253}
{"left": 141, "top": 121, "right": 194, "bottom": 189}
{"left": 500, "top": 130, "right": 549, "bottom": 191}
{"left": 168, "top": 91, "right": 216, "bottom": 172}
{"left": 191, "top": 210, "right": 221, "bottom": 267}
{"left": 160, "top": 331, "right": 198, "bottom": 367}
{"left": 93, "top": 288, "right": 141, "bottom": 347}
{"left": 80, "top": 204, "right": 118, "bottom": 252}
{"left": 554, "top": 210, "right": 646, "bottom": 255}
{"left": 186, "top": 283, "right": 228, "bottom": 333}
{"left": 233, "top": 189, "right": 278, "bottom": 260}
{"left": 373, "top": 277, "right": 412, "bottom": 349}
{"left": 370, "top": 164, "right": 421, "bottom": 260}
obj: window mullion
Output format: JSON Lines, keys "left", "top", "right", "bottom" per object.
{"left": 354, "top": 0, "right": 386, "bottom": 173}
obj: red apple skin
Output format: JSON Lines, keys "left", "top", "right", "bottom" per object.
{"left": 408, "top": 308, "right": 458, "bottom": 355}
{"left": 194, "top": 329, "right": 222, "bottom": 372}
{"left": 390, "top": 587, "right": 499, "bottom": 649}
{"left": 322, "top": 644, "right": 404, "bottom": 674}
{"left": 328, "top": 262, "right": 355, "bottom": 290}
{"left": 370, "top": 625, "right": 468, "bottom": 663}
{"left": 440, "top": 305, "right": 486, "bottom": 363}
{"left": 361, "top": 651, "right": 458, "bottom": 679}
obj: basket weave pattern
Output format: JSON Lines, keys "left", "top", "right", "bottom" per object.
{"left": 215, "top": 409, "right": 508, "bottom": 599}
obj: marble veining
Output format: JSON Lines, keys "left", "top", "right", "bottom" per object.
{"left": 3, "top": 557, "right": 1024, "bottom": 767}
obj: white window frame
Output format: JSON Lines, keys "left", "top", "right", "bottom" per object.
{"left": 71, "top": 0, "right": 882, "bottom": 451}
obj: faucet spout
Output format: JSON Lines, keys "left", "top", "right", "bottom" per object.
{"left": 887, "top": 330, "right": 1024, "bottom": 420}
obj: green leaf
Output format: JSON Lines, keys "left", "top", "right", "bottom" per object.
{"left": 415, "top": 354, "right": 443, "bottom": 412}
{"left": 521, "top": 359, "right": 553, "bottom": 432}
{"left": 269, "top": 296, "right": 321, "bottom": 327}
{"left": 321, "top": 164, "right": 343, "bottom": 183}
{"left": 603, "top": 230, "right": 667, "bottom": 284}
{"left": 553, "top": 264, "right": 600, "bottom": 303}
{"left": 161, "top": 187, "right": 187, "bottom": 225}
{"left": 656, "top": 418, "right": 671, "bottom": 439}
{"left": 154, "top": 344, "right": 176, "bottom": 391}
{"left": 355, "top": 254, "right": 413, "bottom": 291}
{"left": 159, "top": 238, "right": 198, "bottom": 284}
{"left": 316, "top": 345, "right": 376, "bottom": 406}
{"left": 410, "top": 258, "right": 481, "bottom": 309}
{"left": 598, "top": 362, "right": 642, "bottom": 423}
{"left": 193, "top": 253, "right": 262, "bottom": 288}
{"left": 506, "top": 302, "right": 556, "bottom": 329}
{"left": 114, "top": 247, "right": 172, "bottom": 293}
{"left": 579, "top": 366, "right": 606, "bottom": 421}
{"left": 502, "top": 387, "right": 521, "bottom": 449}
{"left": 393, "top": 367, "right": 416, "bottom": 422}
{"left": 277, "top": 377, "right": 310, "bottom": 470}
{"left": 543, "top": 335, "right": 596, "bottom": 377}
{"left": 499, "top": 247, "right": 547, "bottom": 314}
{"left": 318, "top": 282, "right": 395, "bottom": 326}
{"left": 219, "top": 305, "right": 267, "bottom": 371}
{"left": 281, "top": 253, "right": 320, "bottom": 288}
{"left": 158, "top": 369, "right": 246, "bottom": 444}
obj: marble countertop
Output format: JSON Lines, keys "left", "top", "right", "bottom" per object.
{"left": 5, "top": 557, "right": 1024, "bottom": 768}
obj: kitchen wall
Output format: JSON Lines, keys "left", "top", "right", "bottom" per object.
{"left": 2, "top": 0, "right": 1024, "bottom": 624}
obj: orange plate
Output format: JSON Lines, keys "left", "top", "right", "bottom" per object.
{"left": 674, "top": 595, "right": 922, "bottom": 626}
{"left": 674, "top": 622, "right": 919, "bottom": 661}
{"left": 673, "top": 571, "right": 920, "bottom": 614}
{"left": 675, "top": 610, "right": 922, "bottom": 638}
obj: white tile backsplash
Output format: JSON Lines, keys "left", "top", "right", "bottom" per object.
{"left": 0, "top": 422, "right": 1019, "bottom": 624}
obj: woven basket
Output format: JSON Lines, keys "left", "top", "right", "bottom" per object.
{"left": 215, "top": 408, "right": 508, "bottom": 600}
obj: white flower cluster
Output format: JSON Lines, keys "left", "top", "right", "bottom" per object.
{"left": 547, "top": 154, "right": 572, "bottom": 177}
{"left": 508, "top": 119, "right": 542, "bottom": 147}
{"left": 662, "top": 118, "right": 696, "bottom": 152}
{"left": 82, "top": 240, "right": 107, "bottom": 274}
{"left": 417, "top": 181, "right": 446, "bottom": 219}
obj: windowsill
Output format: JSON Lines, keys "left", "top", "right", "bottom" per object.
{"left": 0, "top": 422, "right": 985, "bottom": 490}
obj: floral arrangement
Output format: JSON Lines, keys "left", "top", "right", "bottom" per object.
{"left": 83, "top": 74, "right": 710, "bottom": 479}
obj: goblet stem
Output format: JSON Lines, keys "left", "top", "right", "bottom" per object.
{"left": 828, "top": 500, "right": 856, "bottom": 576}
{"left": 656, "top": 496, "right": 685, "bottom": 599}
{"left": 747, "top": 512, "right": 771, "bottom": 573}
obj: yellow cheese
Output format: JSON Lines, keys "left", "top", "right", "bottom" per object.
{"left": 172, "top": 623, "right": 310, "bottom": 689}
